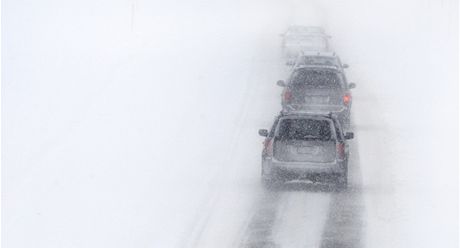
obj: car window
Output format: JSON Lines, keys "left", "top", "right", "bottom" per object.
{"left": 290, "top": 69, "right": 342, "bottom": 89}
{"left": 300, "top": 56, "right": 337, "bottom": 67}
{"left": 275, "top": 118, "right": 334, "bottom": 141}
{"left": 286, "top": 36, "right": 327, "bottom": 45}
{"left": 268, "top": 117, "right": 280, "bottom": 137}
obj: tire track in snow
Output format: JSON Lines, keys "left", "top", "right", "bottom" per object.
{"left": 240, "top": 186, "right": 334, "bottom": 248}
{"left": 319, "top": 188, "right": 364, "bottom": 248}
{"left": 320, "top": 129, "right": 364, "bottom": 248}
{"left": 239, "top": 191, "right": 282, "bottom": 248}
{"left": 271, "top": 192, "right": 331, "bottom": 248}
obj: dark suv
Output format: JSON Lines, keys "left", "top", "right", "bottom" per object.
{"left": 258, "top": 113, "right": 354, "bottom": 188}
{"left": 277, "top": 66, "right": 356, "bottom": 125}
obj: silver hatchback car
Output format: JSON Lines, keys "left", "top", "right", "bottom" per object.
{"left": 258, "top": 113, "right": 354, "bottom": 188}
{"left": 280, "top": 26, "right": 332, "bottom": 60}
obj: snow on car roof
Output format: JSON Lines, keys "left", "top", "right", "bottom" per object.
{"left": 298, "top": 51, "right": 337, "bottom": 57}
{"left": 279, "top": 111, "right": 339, "bottom": 120}
{"left": 293, "top": 64, "right": 342, "bottom": 71}
{"left": 286, "top": 26, "right": 325, "bottom": 34}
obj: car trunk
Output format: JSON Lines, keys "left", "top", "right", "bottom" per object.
{"left": 291, "top": 88, "right": 343, "bottom": 106}
{"left": 273, "top": 118, "right": 337, "bottom": 163}
{"left": 274, "top": 139, "right": 336, "bottom": 163}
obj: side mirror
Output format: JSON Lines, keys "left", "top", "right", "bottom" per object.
{"left": 348, "top": 82, "right": 356, "bottom": 89}
{"left": 276, "top": 80, "right": 286, "bottom": 87}
{"left": 344, "top": 132, "right": 354, "bottom": 140}
{"left": 258, "top": 129, "right": 268, "bottom": 137}
{"left": 342, "top": 64, "right": 349, "bottom": 69}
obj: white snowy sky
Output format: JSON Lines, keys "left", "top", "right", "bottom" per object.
{"left": 2, "top": 0, "right": 458, "bottom": 247}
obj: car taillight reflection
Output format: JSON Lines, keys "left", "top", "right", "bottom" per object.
{"left": 343, "top": 93, "right": 351, "bottom": 105}
{"left": 336, "top": 143, "right": 345, "bottom": 159}
{"left": 264, "top": 139, "right": 273, "bottom": 156}
{"left": 283, "top": 90, "right": 292, "bottom": 103}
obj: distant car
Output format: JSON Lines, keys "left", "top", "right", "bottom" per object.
{"left": 277, "top": 66, "right": 356, "bottom": 125}
{"left": 287, "top": 51, "right": 349, "bottom": 73}
{"left": 280, "top": 26, "right": 331, "bottom": 60}
{"left": 282, "top": 25, "right": 328, "bottom": 37}
{"left": 258, "top": 113, "right": 354, "bottom": 188}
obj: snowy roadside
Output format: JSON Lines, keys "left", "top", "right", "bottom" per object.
{"left": 321, "top": 0, "right": 458, "bottom": 247}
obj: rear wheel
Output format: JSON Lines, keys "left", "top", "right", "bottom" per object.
{"left": 335, "top": 173, "right": 348, "bottom": 189}
{"left": 261, "top": 163, "right": 273, "bottom": 189}
{"left": 261, "top": 174, "right": 284, "bottom": 190}
{"left": 261, "top": 166, "right": 282, "bottom": 190}
{"left": 335, "top": 161, "right": 349, "bottom": 189}
{"left": 261, "top": 177, "right": 275, "bottom": 189}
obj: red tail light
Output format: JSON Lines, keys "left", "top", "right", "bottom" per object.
{"left": 336, "top": 143, "right": 345, "bottom": 160}
{"left": 263, "top": 139, "right": 273, "bottom": 156}
{"left": 343, "top": 93, "right": 351, "bottom": 105}
{"left": 283, "top": 90, "right": 292, "bottom": 103}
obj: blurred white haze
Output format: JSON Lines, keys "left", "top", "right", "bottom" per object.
{"left": 2, "top": 0, "right": 458, "bottom": 247}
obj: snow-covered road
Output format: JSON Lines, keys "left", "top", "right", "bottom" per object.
{"left": 3, "top": 0, "right": 457, "bottom": 247}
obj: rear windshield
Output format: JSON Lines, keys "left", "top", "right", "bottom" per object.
{"left": 276, "top": 118, "right": 333, "bottom": 141}
{"left": 290, "top": 69, "right": 342, "bottom": 89}
{"left": 287, "top": 37, "right": 327, "bottom": 48}
{"left": 299, "top": 57, "right": 338, "bottom": 67}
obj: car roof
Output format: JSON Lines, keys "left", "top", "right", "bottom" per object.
{"left": 286, "top": 26, "right": 325, "bottom": 34}
{"left": 298, "top": 51, "right": 337, "bottom": 57}
{"left": 278, "top": 111, "right": 338, "bottom": 119}
{"left": 293, "top": 55, "right": 341, "bottom": 69}
{"left": 293, "top": 65, "right": 342, "bottom": 72}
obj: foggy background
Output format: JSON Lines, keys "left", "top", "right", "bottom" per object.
{"left": 3, "top": 0, "right": 458, "bottom": 247}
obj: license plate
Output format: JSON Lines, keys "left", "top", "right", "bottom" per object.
{"left": 305, "top": 96, "right": 329, "bottom": 104}
{"left": 297, "top": 147, "right": 316, "bottom": 154}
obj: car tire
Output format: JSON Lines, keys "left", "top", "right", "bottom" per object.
{"left": 335, "top": 160, "right": 348, "bottom": 189}
{"left": 262, "top": 175, "right": 283, "bottom": 190}
{"left": 335, "top": 173, "right": 348, "bottom": 189}
{"left": 261, "top": 170, "right": 281, "bottom": 190}
{"left": 261, "top": 177, "right": 274, "bottom": 189}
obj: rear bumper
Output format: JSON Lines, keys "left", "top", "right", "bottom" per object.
{"left": 281, "top": 105, "right": 351, "bottom": 121}
{"left": 263, "top": 157, "right": 346, "bottom": 177}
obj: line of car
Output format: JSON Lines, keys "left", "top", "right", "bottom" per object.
{"left": 258, "top": 26, "right": 356, "bottom": 189}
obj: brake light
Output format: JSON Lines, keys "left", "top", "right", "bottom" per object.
{"left": 263, "top": 139, "right": 273, "bottom": 156}
{"left": 343, "top": 93, "right": 351, "bottom": 105}
{"left": 283, "top": 90, "right": 292, "bottom": 103}
{"left": 336, "top": 143, "right": 345, "bottom": 159}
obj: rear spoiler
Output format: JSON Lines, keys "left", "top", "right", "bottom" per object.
{"left": 282, "top": 105, "right": 346, "bottom": 114}
{"left": 280, "top": 109, "right": 339, "bottom": 118}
